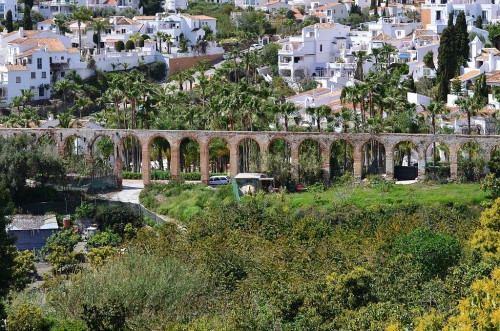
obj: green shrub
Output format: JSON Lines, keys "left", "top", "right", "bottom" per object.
{"left": 75, "top": 202, "right": 95, "bottom": 219}
{"left": 394, "top": 226, "right": 461, "bottom": 279}
{"left": 44, "top": 230, "right": 81, "bottom": 253}
{"left": 86, "top": 231, "right": 122, "bottom": 249}
{"left": 94, "top": 205, "right": 142, "bottom": 236}
{"left": 6, "top": 302, "right": 47, "bottom": 331}
{"left": 125, "top": 40, "right": 135, "bottom": 50}
{"left": 114, "top": 41, "right": 124, "bottom": 52}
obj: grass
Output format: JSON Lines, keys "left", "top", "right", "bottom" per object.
{"left": 285, "top": 182, "right": 487, "bottom": 209}
{"left": 141, "top": 181, "right": 489, "bottom": 226}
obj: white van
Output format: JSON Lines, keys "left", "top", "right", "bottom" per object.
{"left": 209, "top": 176, "right": 230, "bottom": 187}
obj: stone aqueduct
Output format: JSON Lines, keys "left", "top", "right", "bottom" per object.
{"left": 2, "top": 128, "right": 500, "bottom": 187}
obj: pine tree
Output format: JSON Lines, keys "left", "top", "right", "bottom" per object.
{"left": 455, "top": 11, "right": 470, "bottom": 66}
{"left": 6, "top": 10, "right": 13, "bottom": 33}
{"left": 23, "top": 5, "right": 33, "bottom": 30}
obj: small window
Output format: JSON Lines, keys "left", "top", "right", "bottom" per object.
{"left": 320, "top": 44, "right": 323, "bottom": 52}
{"left": 60, "top": 72, "right": 65, "bottom": 78}
{"left": 39, "top": 86, "right": 44, "bottom": 97}
{"left": 37, "top": 58, "right": 42, "bottom": 69}
{"left": 42, "top": 72, "right": 46, "bottom": 78}
{"left": 61, "top": 56, "right": 64, "bottom": 60}
{"left": 31, "top": 72, "right": 36, "bottom": 79}
{"left": 16, "top": 77, "right": 21, "bottom": 83}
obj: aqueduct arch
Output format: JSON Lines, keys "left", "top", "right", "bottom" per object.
{"left": 0, "top": 129, "right": 499, "bottom": 187}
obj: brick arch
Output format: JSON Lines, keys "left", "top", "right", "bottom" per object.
{"left": 423, "top": 139, "right": 452, "bottom": 155}
{"left": 296, "top": 137, "right": 328, "bottom": 155}
{"left": 120, "top": 132, "right": 143, "bottom": 148}
{"left": 90, "top": 133, "right": 115, "bottom": 151}
{"left": 391, "top": 140, "right": 419, "bottom": 153}
{"left": 456, "top": 139, "right": 484, "bottom": 155}
{"left": 267, "top": 135, "right": 293, "bottom": 148}
{"left": 63, "top": 134, "right": 89, "bottom": 153}
{"left": 234, "top": 135, "right": 263, "bottom": 151}
{"left": 359, "top": 136, "right": 387, "bottom": 151}
{"left": 146, "top": 134, "right": 172, "bottom": 149}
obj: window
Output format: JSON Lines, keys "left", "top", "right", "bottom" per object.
{"left": 42, "top": 72, "right": 46, "bottom": 78}
{"left": 37, "top": 58, "right": 42, "bottom": 69}
{"left": 16, "top": 77, "right": 21, "bottom": 83}
{"left": 320, "top": 44, "right": 323, "bottom": 52}
{"left": 31, "top": 72, "right": 36, "bottom": 79}
{"left": 60, "top": 72, "right": 65, "bottom": 78}
{"left": 38, "top": 86, "right": 44, "bottom": 97}
{"left": 61, "top": 56, "right": 64, "bottom": 60}
{"left": 0, "top": 87, "right": 7, "bottom": 98}
{"left": 397, "top": 31, "right": 401, "bottom": 36}
{"left": 436, "top": 11, "right": 441, "bottom": 20}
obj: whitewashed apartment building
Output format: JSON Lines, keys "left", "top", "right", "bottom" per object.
{"left": 0, "top": 0, "right": 18, "bottom": 20}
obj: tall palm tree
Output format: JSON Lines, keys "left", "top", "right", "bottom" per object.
{"left": 456, "top": 96, "right": 484, "bottom": 135}
{"left": 353, "top": 51, "right": 368, "bottom": 81}
{"left": 423, "top": 101, "right": 447, "bottom": 165}
{"left": 90, "top": 19, "right": 110, "bottom": 55}
{"left": 306, "top": 105, "right": 332, "bottom": 132}
{"left": 70, "top": 5, "right": 93, "bottom": 55}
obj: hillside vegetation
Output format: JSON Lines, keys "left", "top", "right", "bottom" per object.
{"left": 7, "top": 181, "right": 500, "bottom": 330}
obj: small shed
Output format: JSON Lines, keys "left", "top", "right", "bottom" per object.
{"left": 234, "top": 173, "right": 274, "bottom": 194}
{"left": 7, "top": 215, "right": 59, "bottom": 250}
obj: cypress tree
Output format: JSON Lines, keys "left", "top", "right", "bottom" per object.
{"left": 447, "top": 11, "right": 454, "bottom": 27}
{"left": 455, "top": 11, "right": 470, "bottom": 66}
{"left": 23, "top": 5, "right": 33, "bottom": 30}
{"left": 475, "top": 15, "right": 483, "bottom": 29}
{"left": 24, "top": 0, "right": 34, "bottom": 9}
{"left": 6, "top": 10, "right": 13, "bottom": 33}
{"left": 437, "top": 26, "right": 458, "bottom": 101}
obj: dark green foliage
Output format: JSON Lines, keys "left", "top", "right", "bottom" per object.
{"left": 147, "top": 61, "right": 166, "bottom": 81}
{"left": 44, "top": 230, "right": 81, "bottom": 253}
{"left": 260, "top": 43, "right": 280, "bottom": 66}
{"left": 30, "top": 10, "right": 45, "bottom": 26}
{"left": 0, "top": 134, "right": 64, "bottom": 196}
{"left": 125, "top": 40, "right": 135, "bottom": 50}
{"left": 423, "top": 50, "right": 435, "bottom": 69}
{"left": 83, "top": 300, "right": 126, "bottom": 331}
{"left": 24, "top": 0, "right": 34, "bottom": 8}
{"left": 139, "top": 0, "right": 161, "bottom": 15}
{"left": 23, "top": 5, "right": 33, "bottom": 30}
{"left": 455, "top": 11, "right": 469, "bottom": 66}
{"left": 6, "top": 10, "right": 13, "bottom": 33}
{"left": 94, "top": 205, "right": 141, "bottom": 236}
{"left": 86, "top": 231, "right": 121, "bottom": 249}
{"left": 114, "top": 40, "right": 124, "bottom": 52}
{"left": 138, "top": 37, "right": 144, "bottom": 47}
{"left": 0, "top": 182, "right": 15, "bottom": 299}
{"left": 475, "top": 15, "right": 483, "bottom": 29}
{"left": 437, "top": 26, "right": 458, "bottom": 101}
{"left": 394, "top": 226, "right": 461, "bottom": 279}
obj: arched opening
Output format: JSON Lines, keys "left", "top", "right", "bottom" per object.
{"left": 91, "top": 136, "right": 115, "bottom": 177}
{"left": 64, "top": 135, "right": 88, "bottom": 175}
{"left": 393, "top": 141, "right": 418, "bottom": 181}
{"left": 150, "top": 137, "right": 171, "bottom": 180}
{"left": 489, "top": 145, "right": 500, "bottom": 177}
{"left": 361, "top": 139, "right": 386, "bottom": 178}
{"left": 122, "top": 135, "right": 142, "bottom": 174}
{"left": 209, "top": 138, "right": 230, "bottom": 174}
{"left": 180, "top": 138, "right": 200, "bottom": 174}
{"left": 425, "top": 142, "right": 450, "bottom": 180}
{"left": 298, "top": 139, "right": 323, "bottom": 185}
{"left": 38, "top": 135, "right": 58, "bottom": 154}
{"left": 238, "top": 138, "right": 261, "bottom": 173}
{"left": 267, "top": 138, "right": 292, "bottom": 187}
{"left": 330, "top": 140, "right": 354, "bottom": 179}
{"left": 458, "top": 142, "right": 485, "bottom": 182}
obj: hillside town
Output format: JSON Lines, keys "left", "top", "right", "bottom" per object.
{"left": 2, "top": 0, "right": 500, "bottom": 329}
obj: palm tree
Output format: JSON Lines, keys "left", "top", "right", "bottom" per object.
{"left": 306, "top": 105, "right": 332, "bottom": 132}
{"left": 70, "top": 5, "right": 93, "bottom": 55}
{"left": 277, "top": 102, "right": 298, "bottom": 131}
{"left": 75, "top": 96, "right": 92, "bottom": 119}
{"left": 10, "top": 96, "right": 23, "bottom": 115}
{"left": 53, "top": 14, "right": 70, "bottom": 35}
{"left": 423, "top": 101, "right": 447, "bottom": 165}
{"left": 57, "top": 111, "right": 73, "bottom": 128}
{"left": 90, "top": 19, "right": 110, "bottom": 55}
{"left": 456, "top": 96, "right": 484, "bottom": 135}
{"left": 21, "top": 89, "right": 34, "bottom": 106}
{"left": 353, "top": 51, "right": 368, "bottom": 81}
{"left": 165, "top": 34, "right": 173, "bottom": 54}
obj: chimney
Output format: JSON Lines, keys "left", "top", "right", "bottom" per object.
{"left": 18, "top": 27, "right": 24, "bottom": 38}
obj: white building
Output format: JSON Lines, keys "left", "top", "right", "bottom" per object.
{"left": 0, "top": 0, "right": 18, "bottom": 21}
{"left": 310, "top": 3, "right": 349, "bottom": 23}
{"left": 421, "top": 0, "right": 500, "bottom": 34}
{"left": 164, "top": 0, "right": 187, "bottom": 11}
{"left": 36, "top": 0, "right": 141, "bottom": 19}
{"left": 0, "top": 29, "right": 86, "bottom": 104}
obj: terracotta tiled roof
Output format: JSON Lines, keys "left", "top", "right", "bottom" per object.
{"left": 454, "top": 69, "right": 481, "bottom": 82}
{"left": 6, "top": 65, "right": 29, "bottom": 71}
{"left": 116, "top": 17, "right": 141, "bottom": 25}
{"left": 305, "top": 23, "right": 337, "bottom": 29}
{"left": 68, "top": 47, "right": 79, "bottom": 53}
{"left": 15, "top": 47, "right": 39, "bottom": 58}
{"left": 291, "top": 8, "right": 304, "bottom": 19}
{"left": 316, "top": 2, "right": 342, "bottom": 10}
{"left": 133, "top": 15, "right": 156, "bottom": 20}
{"left": 2, "top": 30, "right": 44, "bottom": 38}
{"left": 486, "top": 70, "right": 500, "bottom": 84}
{"left": 313, "top": 12, "right": 326, "bottom": 17}
{"left": 315, "top": 90, "right": 342, "bottom": 99}
{"left": 39, "top": 19, "right": 54, "bottom": 24}
{"left": 286, "top": 87, "right": 330, "bottom": 100}
{"left": 103, "top": 0, "right": 117, "bottom": 5}
{"left": 193, "top": 15, "right": 216, "bottom": 20}
{"left": 482, "top": 48, "right": 500, "bottom": 55}
{"left": 327, "top": 100, "right": 354, "bottom": 112}
{"left": 373, "top": 33, "right": 396, "bottom": 41}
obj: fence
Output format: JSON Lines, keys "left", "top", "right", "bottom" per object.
{"left": 19, "top": 199, "right": 165, "bottom": 225}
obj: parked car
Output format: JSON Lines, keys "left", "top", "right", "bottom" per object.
{"left": 249, "top": 44, "right": 264, "bottom": 51}
{"left": 209, "top": 176, "right": 231, "bottom": 187}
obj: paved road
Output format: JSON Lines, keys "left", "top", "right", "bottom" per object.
{"left": 98, "top": 180, "right": 144, "bottom": 204}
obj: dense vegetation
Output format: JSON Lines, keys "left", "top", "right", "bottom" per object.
{"left": 5, "top": 179, "right": 500, "bottom": 330}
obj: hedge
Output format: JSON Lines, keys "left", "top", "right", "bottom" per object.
{"left": 123, "top": 171, "right": 228, "bottom": 180}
